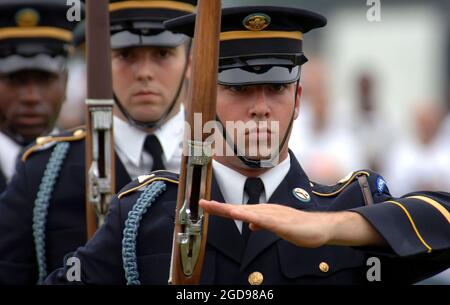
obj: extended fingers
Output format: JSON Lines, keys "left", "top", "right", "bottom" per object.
{"left": 199, "top": 199, "right": 261, "bottom": 224}
{"left": 199, "top": 199, "right": 235, "bottom": 218}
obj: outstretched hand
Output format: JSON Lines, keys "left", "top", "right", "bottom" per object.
{"left": 199, "top": 199, "right": 330, "bottom": 248}
{"left": 199, "top": 199, "right": 386, "bottom": 248}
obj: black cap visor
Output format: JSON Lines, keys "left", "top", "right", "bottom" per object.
{"left": 0, "top": 54, "right": 66, "bottom": 74}
{"left": 111, "top": 29, "right": 188, "bottom": 49}
{"left": 218, "top": 57, "right": 302, "bottom": 85}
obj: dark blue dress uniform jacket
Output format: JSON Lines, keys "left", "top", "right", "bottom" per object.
{"left": 45, "top": 153, "right": 450, "bottom": 284}
{"left": 0, "top": 130, "right": 131, "bottom": 284}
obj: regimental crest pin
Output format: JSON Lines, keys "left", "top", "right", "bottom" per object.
{"left": 292, "top": 187, "right": 311, "bottom": 203}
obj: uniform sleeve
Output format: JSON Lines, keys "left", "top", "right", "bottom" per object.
{"left": 44, "top": 195, "right": 126, "bottom": 284}
{"left": 351, "top": 191, "right": 450, "bottom": 283}
{"left": 352, "top": 191, "right": 450, "bottom": 257}
{"left": 0, "top": 158, "right": 38, "bottom": 284}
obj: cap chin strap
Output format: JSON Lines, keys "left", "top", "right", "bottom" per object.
{"left": 113, "top": 50, "right": 190, "bottom": 131}
{"left": 216, "top": 79, "right": 300, "bottom": 169}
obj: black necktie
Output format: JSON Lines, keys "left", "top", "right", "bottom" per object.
{"left": 242, "top": 177, "right": 264, "bottom": 243}
{"left": 143, "top": 134, "right": 165, "bottom": 171}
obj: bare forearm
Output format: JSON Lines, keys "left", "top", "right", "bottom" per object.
{"left": 324, "top": 211, "right": 387, "bottom": 247}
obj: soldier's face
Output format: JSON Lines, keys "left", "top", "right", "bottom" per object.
{"left": 215, "top": 83, "right": 301, "bottom": 163}
{"left": 112, "top": 45, "right": 188, "bottom": 123}
{"left": 0, "top": 70, "right": 67, "bottom": 145}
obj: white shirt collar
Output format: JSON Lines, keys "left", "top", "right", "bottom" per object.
{"left": 0, "top": 127, "right": 62, "bottom": 182}
{"left": 154, "top": 106, "right": 185, "bottom": 164}
{"left": 212, "top": 160, "right": 248, "bottom": 205}
{"left": 114, "top": 116, "right": 147, "bottom": 167}
{"left": 259, "top": 154, "right": 291, "bottom": 201}
{"left": 212, "top": 154, "right": 291, "bottom": 204}
{"left": 212, "top": 155, "right": 291, "bottom": 232}
{"left": 0, "top": 132, "right": 21, "bottom": 181}
{"left": 114, "top": 106, "right": 184, "bottom": 168}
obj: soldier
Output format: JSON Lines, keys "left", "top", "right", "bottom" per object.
{"left": 0, "top": 0, "right": 196, "bottom": 284}
{"left": 45, "top": 5, "right": 450, "bottom": 285}
{"left": 0, "top": 0, "right": 77, "bottom": 193}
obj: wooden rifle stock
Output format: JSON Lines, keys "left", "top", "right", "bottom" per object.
{"left": 169, "top": 0, "right": 221, "bottom": 285}
{"left": 84, "top": 0, "right": 115, "bottom": 239}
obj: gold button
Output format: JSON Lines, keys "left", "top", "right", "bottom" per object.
{"left": 248, "top": 272, "right": 264, "bottom": 285}
{"left": 36, "top": 136, "right": 50, "bottom": 145}
{"left": 319, "top": 262, "right": 329, "bottom": 273}
{"left": 73, "top": 129, "right": 84, "bottom": 137}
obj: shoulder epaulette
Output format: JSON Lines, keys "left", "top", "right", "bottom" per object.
{"left": 312, "top": 170, "right": 370, "bottom": 197}
{"left": 118, "top": 170, "right": 179, "bottom": 199}
{"left": 21, "top": 128, "right": 86, "bottom": 161}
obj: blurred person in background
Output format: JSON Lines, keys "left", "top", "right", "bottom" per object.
{"left": 0, "top": 0, "right": 80, "bottom": 193}
{"left": 351, "top": 72, "right": 393, "bottom": 172}
{"left": 0, "top": 0, "right": 195, "bottom": 284}
{"left": 382, "top": 101, "right": 450, "bottom": 197}
{"left": 440, "top": 86, "right": 450, "bottom": 145}
{"left": 56, "top": 53, "right": 86, "bottom": 130}
{"left": 394, "top": 97, "right": 450, "bottom": 286}
{"left": 383, "top": 100, "right": 450, "bottom": 285}
{"left": 289, "top": 58, "right": 366, "bottom": 185}
{"left": 56, "top": 19, "right": 87, "bottom": 130}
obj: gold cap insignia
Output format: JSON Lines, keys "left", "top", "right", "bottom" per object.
{"left": 243, "top": 13, "right": 271, "bottom": 31}
{"left": 15, "top": 8, "right": 40, "bottom": 27}
{"left": 293, "top": 187, "right": 311, "bottom": 203}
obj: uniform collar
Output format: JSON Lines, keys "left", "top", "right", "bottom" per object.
{"left": 260, "top": 155, "right": 291, "bottom": 201}
{"left": 212, "top": 154, "right": 291, "bottom": 205}
{"left": 114, "top": 106, "right": 184, "bottom": 168}
{"left": 207, "top": 152, "right": 315, "bottom": 265}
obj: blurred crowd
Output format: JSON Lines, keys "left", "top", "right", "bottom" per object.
{"left": 288, "top": 57, "right": 450, "bottom": 197}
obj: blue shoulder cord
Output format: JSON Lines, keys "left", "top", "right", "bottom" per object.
{"left": 122, "top": 180, "right": 167, "bottom": 285}
{"left": 32, "top": 142, "right": 70, "bottom": 284}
